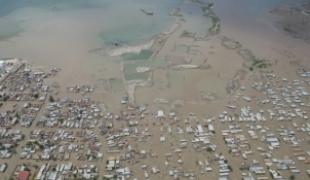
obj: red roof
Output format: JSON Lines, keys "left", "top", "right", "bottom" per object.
{"left": 18, "top": 171, "right": 30, "bottom": 180}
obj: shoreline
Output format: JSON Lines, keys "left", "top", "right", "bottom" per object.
{"left": 107, "top": 19, "right": 182, "bottom": 57}
{"left": 107, "top": 39, "right": 155, "bottom": 57}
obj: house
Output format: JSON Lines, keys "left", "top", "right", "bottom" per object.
{"left": 18, "top": 171, "right": 30, "bottom": 180}
{"left": 0, "top": 163, "right": 7, "bottom": 172}
{"left": 266, "top": 137, "right": 280, "bottom": 147}
{"left": 157, "top": 110, "right": 165, "bottom": 118}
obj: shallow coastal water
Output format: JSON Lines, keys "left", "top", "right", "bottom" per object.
{"left": 0, "top": 0, "right": 307, "bottom": 58}
{"left": 0, "top": 0, "right": 180, "bottom": 46}
{"left": 214, "top": 0, "right": 310, "bottom": 64}
{"left": 0, "top": 18, "right": 24, "bottom": 41}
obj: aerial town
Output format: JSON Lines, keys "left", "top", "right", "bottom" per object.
{"left": 0, "top": 0, "right": 310, "bottom": 180}
{"left": 0, "top": 54, "right": 309, "bottom": 180}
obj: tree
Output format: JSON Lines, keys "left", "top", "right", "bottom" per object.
{"left": 207, "top": 147, "right": 213, "bottom": 152}
{"left": 33, "top": 93, "right": 39, "bottom": 99}
{"left": 49, "top": 95, "right": 55, "bottom": 102}
{"left": 228, "top": 165, "right": 233, "bottom": 172}
{"left": 290, "top": 175, "right": 295, "bottom": 180}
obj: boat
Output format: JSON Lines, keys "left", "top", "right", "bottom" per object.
{"left": 140, "top": 8, "right": 154, "bottom": 16}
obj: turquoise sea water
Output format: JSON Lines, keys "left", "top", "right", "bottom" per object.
{"left": 1, "top": 0, "right": 301, "bottom": 44}
{"left": 215, "top": 0, "right": 306, "bottom": 23}
{"left": 0, "top": 0, "right": 181, "bottom": 44}
{"left": 97, "top": 0, "right": 181, "bottom": 45}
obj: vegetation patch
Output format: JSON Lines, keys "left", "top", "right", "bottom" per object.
{"left": 201, "top": 3, "right": 220, "bottom": 35}
{"left": 238, "top": 49, "right": 271, "bottom": 71}
{"left": 122, "top": 49, "right": 153, "bottom": 61}
{"left": 123, "top": 63, "right": 150, "bottom": 81}
{"left": 180, "top": 30, "right": 196, "bottom": 38}
{"left": 221, "top": 37, "right": 242, "bottom": 50}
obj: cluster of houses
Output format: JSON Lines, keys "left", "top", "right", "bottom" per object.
{"left": 11, "top": 163, "right": 98, "bottom": 180}
{"left": 37, "top": 98, "right": 103, "bottom": 129}
{"left": 0, "top": 128, "right": 24, "bottom": 159}
{"left": 0, "top": 102, "right": 42, "bottom": 128}
{"left": 0, "top": 62, "right": 53, "bottom": 102}
{"left": 0, "top": 59, "right": 21, "bottom": 80}
{"left": 216, "top": 71, "right": 310, "bottom": 179}
{"left": 99, "top": 105, "right": 228, "bottom": 179}
{"left": 19, "top": 129, "right": 103, "bottom": 162}
{"left": 67, "top": 85, "right": 95, "bottom": 94}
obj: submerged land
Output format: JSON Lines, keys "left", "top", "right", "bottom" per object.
{"left": 0, "top": 0, "right": 310, "bottom": 179}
